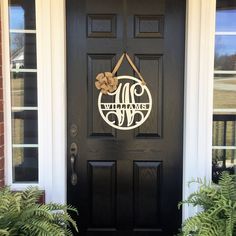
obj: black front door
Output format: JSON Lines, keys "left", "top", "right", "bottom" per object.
{"left": 67, "top": 0, "right": 185, "bottom": 235}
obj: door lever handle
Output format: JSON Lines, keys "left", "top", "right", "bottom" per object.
{"left": 70, "top": 142, "right": 78, "bottom": 186}
{"left": 70, "top": 154, "right": 78, "bottom": 186}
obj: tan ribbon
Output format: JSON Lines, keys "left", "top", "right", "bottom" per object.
{"left": 112, "top": 53, "right": 146, "bottom": 85}
{"left": 95, "top": 53, "right": 146, "bottom": 94}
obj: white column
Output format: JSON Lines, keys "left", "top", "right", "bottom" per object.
{"left": 183, "top": 0, "right": 216, "bottom": 220}
{"left": 36, "top": 0, "right": 66, "bottom": 203}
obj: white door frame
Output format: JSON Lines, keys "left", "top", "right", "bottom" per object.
{"left": 183, "top": 0, "right": 215, "bottom": 219}
{"left": 1, "top": 0, "right": 216, "bottom": 220}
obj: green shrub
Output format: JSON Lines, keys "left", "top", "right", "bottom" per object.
{"left": 0, "top": 186, "right": 78, "bottom": 236}
{"left": 179, "top": 172, "right": 236, "bottom": 236}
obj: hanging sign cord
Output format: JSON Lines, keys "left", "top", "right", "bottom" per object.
{"left": 112, "top": 53, "right": 125, "bottom": 76}
{"left": 112, "top": 53, "right": 146, "bottom": 85}
{"left": 125, "top": 53, "right": 146, "bottom": 85}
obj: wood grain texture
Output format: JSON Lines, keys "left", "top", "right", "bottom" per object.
{"left": 67, "top": 0, "right": 185, "bottom": 235}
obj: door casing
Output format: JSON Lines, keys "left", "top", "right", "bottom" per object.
{"left": 1, "top": 0, "right": 216, "bottom": 221}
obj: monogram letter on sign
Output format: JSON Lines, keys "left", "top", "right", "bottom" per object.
{"left": 95, "top": 53, "right": 152, "bottom": 130}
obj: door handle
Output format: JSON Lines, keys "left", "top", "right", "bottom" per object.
{"left": 70, "top": 142, "right": 78, "bottom": 186}
{"left": 70, "top": 154, "right": 78, "bottom": 186}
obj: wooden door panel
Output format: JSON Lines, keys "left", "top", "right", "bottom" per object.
{"left": 134, "top": 161, "right": 162, "bottom": 228}
{"left": 134, "top": 54, "right": 163, "bottom": 137}
{"left": 134, "top": 15, "right": 165, "bottom": 38}
{"left": 67, "top": 0, "right": 185, "bottom": 235}
{"left": 88, "top": 161, "right": 116, "bottom": 228}
{"left": 87, "top": 14, "right": 117, "bottom": 38}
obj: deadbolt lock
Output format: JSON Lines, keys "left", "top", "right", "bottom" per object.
{"left": 70, "top": 124, "right": 78, "bottom": 137}
{"left": 69, "top": 142, "right": 78, "bottom": 156}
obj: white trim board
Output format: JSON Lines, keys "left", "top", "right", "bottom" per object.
{"left": 1, "top": 0, "right": 14, "bottom": 187}
{"left": 10, "top": 29, "right": 37, "bottom": 34}
{"left": 35, "top": 0, "right": 67, "bottom": 204}
{"left": 183, "top": 0, "right": 216, "bottom": 220}
{"left": 1, "top": 0, "right": 216, "bottom": 221}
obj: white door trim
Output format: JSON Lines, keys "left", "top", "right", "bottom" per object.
{"left": 36, "top": 0, "right": 67, "bottom": 203}
{"left": 1, "top": 0, "right": 216, "bottom": 219}
{"left": 183, "top": 0, "right": 216, "bottom": 219}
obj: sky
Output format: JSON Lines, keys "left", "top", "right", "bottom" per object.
{"left": 10, "top": 6, "right": 24, "bottom": 29}
{"left": 215, "top": 9, "right": 236, "bottom": 56}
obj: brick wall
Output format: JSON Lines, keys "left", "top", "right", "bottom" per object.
{"left": 0, "top": 10, "right": 4, "bottom": 188}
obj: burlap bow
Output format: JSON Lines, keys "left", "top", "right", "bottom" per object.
{"left": 95, "top": 72, "right": 118, "bottom": 94}
{"left": 95, "top": 53, "right": 146, "bottom": 95}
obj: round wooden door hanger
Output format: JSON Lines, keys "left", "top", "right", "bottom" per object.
{"left": 95, "top": 53, "right": 152, "bottom": 130}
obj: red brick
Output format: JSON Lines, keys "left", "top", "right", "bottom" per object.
{"left": 0, "top": 169, "right": 4, "bottom": 180}
{"left": 0, "top": 146, "right": 4, "bottom": 157}
{"left": 0, "top": 112, "right": 3, "bottom": 123}
{"left": 0, "top": 135, "right": 4, "bottom": 146}
{"left": 0, "top": 89, "right": 3, "bottom": 100}
{"left": 0, "top": 158, "right": 3, "bottom": 169}
{"left": 0, "top": 100, "right": 3, "bottom": 112}
{"left": 39, "top": 191, "right": 45, "bottom": 204}
{"left": 0, "top": 123, "right": 4, "bottom": 134}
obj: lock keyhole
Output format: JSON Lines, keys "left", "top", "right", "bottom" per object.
{"left": 70, "top": 142, "right": 78, "bottom": 156}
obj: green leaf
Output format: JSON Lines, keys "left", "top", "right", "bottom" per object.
{"left": 179, "top": 172, "right": 236, "bottom": 236}
{"left": 0, "top": 186, "right": 78, "bottom": 235}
